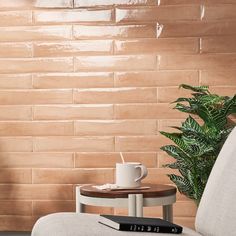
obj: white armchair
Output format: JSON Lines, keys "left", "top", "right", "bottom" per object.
{"left": 31, "top": 127, "right": 236, "bottom": 236}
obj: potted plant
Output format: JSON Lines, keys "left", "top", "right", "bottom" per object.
{"left": 160, "top": 84, "right": 236, "bottom": 205}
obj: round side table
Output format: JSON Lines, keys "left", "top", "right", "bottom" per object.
{"left": 76, "top": 184, "right": 176, "bottom": 222}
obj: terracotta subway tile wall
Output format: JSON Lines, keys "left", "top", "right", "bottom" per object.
{"left": 0, "top": 0, "right": 235, "bottom": 231}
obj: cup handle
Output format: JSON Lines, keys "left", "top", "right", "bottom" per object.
{"left": 135, "top": 165, "right": 148, "bottom": 182}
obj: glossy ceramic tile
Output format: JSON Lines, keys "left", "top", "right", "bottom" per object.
{"left": 0, "top": 74, "right": 32, "bottom": 89}
{"left": 34, "top": 9, "right": 113, "bottom": 24}
{"left": 114, "top": 38, "right": 199, "bottom": 54}
{"left": 75, "top": 152, "right": 156, "bottom": 168}
{"left": 74, "top": 0, "right": 157, "bottom": 7}
{"left": 115, "top": 70, "right": 199, "bottom": 87}
{"left": 32, "top": 169, "right": 114, "bottom": 184}
{"left": 0, "top": 90, "right": 72, "bottom": 105}
{"left": 74, "top": 88, "right": 157, "bottom": 104}
{"left": 0, "top": 184, "right": 73, "bottom": 200}
{"left": 73, "top": 24, "right": 156, "bottom": 39}
{"left": 0, "top": 169, "right": 31, "bottom": 184}
{"left": 115, "top": 135, "right": 166, "bottom": 151}
{"left": 0, "top": 11, "right": 32, "bottom": 26}
{"left": 75, "top": 55, "right": 157, "bottom": 71}
{"left": 33, "top": 72, "right": 113, "bottom": 88}
{"left": 0, "top": 200, "right": 32, "bottom": 215}
{"left": 0, "top": 0, "right": 235, "bottom": 231}
{"left": 0, "top": 152, "right": 74, "bottom": 168}
{"left": 0, "top": 121, "right": 73, "bottom": 136}
{"left": 115, "top": 104, "right": 188, "bottom": 119}
{"left": 33, "top": 41, "right": 113, "bottom": 57}
{"left": 0, "top": 137, "right": 32, "bottom": 152}
{"left": 33, "top": 137, "right": 114, "bottom": 152}
{"left": 202, "top": 4, "right": 236, "bottom": 21}
{"left": 0, "top": 43, "right": 32, "bottom": 58}
{"left": 0, "top": 0, "right": 72, "bottom": 9}
{"left": 33, "top": 105, "right": 114, "bottom": 120}
{"left": 75, "top": 120, "right": 156, "bottom": 135}
{"left": 116, "top": 5, "right": 201, "bottom": 22}
{"left": 0, "top": 106, "right": 32, "bottom": 120}
{"left": 159, "top": 21, "right": 236, "bottom": 38}
{"left": 201, "top": 36, "right": 236, "bottom": 53}
{"left": 0, "top": 58, "right": 73, "bottom": 73}
{"left": 0, "top": 26, "right": 72, "bottom": 42}
{"left": 160, "top": 54, "right": 236, "bottom": 70}
{"left": 33, "top": 201, "right": 75, "bottom": 216}
{"left": 200, "top": 70, "right": 236, "bottom": 86}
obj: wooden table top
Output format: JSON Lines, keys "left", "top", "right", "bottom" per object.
{"left": 79, "top": 184, "right": 176, "bottom": 198}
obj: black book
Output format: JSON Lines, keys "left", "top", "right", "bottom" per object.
{"left": 99, "top": 215, "right": 183, "bottom": 234}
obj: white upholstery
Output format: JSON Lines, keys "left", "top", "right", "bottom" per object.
{"left": 32, "top": 212, "right": 201, "bottom": 236}
{"left": 195, "top": 127, "right": 236, "bottom": 236}
{"left": 31, "top": 127, "right": 236, "bottom": 236}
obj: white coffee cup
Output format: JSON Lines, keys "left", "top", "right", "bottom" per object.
{"left": 115, "top": 162, "right": 148, "bottom": 188}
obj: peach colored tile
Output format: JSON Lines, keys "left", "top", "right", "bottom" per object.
{"left": 0, "top": 184, "right": 73, "bottom": 200}
{"left": 0, "top": 26, "right": 72, "bottom": 42}
{"left": 203, "top": 4, "right": 236, "bottom": 21}
{"left": 33, "top": 105, "right": 113, "bottom": 120}
{"left": 0, "top": 215, "right": 35, "bottom": 232}
{"left": 158, "top": 87, "right": 192, "bottom": 103}
{"left": 210, "top": 86, "right": 236, "bottom": 97}
{"left": 33, "top": 136, "right": 114, "bottom": 152}
{"left": 0, "top": 137, "right": 32, "bottom": 152}
{"left": 115, "top": 135, "right": 167, "bottom": 151}
{"left": 114, "top": 38, "right": 199, "bottom": 54}
{"left": 75, "top": 152, "right": 157, "bottom": 168}
{"left": 0, "top": 152, "right": 74, "bottom": 168}
{"left": 34, "top": 9, "right": 113, "bottom": 24}
{"left": 34, "top": 41, "right": 112, "bottom": 57}
{"left": 34, "top": 0, "right": 73, "bottom": 8}
{"left": 75, "top": 55, "right": 156, "bottom": 71}
{"left": 115, "top": 104, "right": 188, "bottom": 119}
{"left": 83, "top": 205, "right": 113, "bottom": 215}
{"left": 201, "top": 36, "right": 236, "bottom": 53}
{"left": 33, "top": 169, "right": 114, "bottom": 184}
{"left": 158, "top": 119, "right": 185, "bottom": 133}
{"left": 0, "top": 74, "right": 32, "bottom": 89}
{"left": 200, "top": 70, "right": 236, "bottom": 86}
{"left": 0, "top": 169, "right": 31, "bottom": 184}
{"left": 0, "top": 11, "right": 32, "bottom": 26}
{"left": 142, "top": 168, "right": 178, "bottom": 184}
{"left": 33, "top": 200, "right": 75, "bottom": 216}
{"left": 73, "top": 24, "right": 156, "bottom": 39}
{"left": 157, "top": 151, "right": 175, "bottom": 167}
{"left": 33, "top": 72, "right": 113, "bottom": 88}
{"left": 160, "top": 54, "right": 236, "bottom": 70}
{"left": 173, "top": 201, "right": 197, "bottom": 217}
{"left": 74, "top": 88, "right": 157, "bottom": 104}
{"left": 0, "top": 58, "right": 73, "bottom": 73}
{"left": 0, "top": 106, "right": 32, "bottom": 120}
{"left": 160, "top": 0, "right": 236, "bottom": 4}
{"left": 74, "top": 0, "right": 156, "bottom": 7}
{"left": 160, "top": 21, "right": 236, "bottom": 38}
{"left": 0, "top": 90, "right": 72, "bottom": 105}
{"left": 174, "top": 217, "right": 195, "bottom": 229}
{"left": 116, "top": 5, "right": 200, "bottom": 22}
{"left": 0, "top": 200, "right": 32, "bottom": 215}
{"left": 159, "top": 0, "right": 200, "bottom": 5}
{"left": 0, "top": 121, "right": 73, "bottom": 136}
{"left": 75, "top": 120, "right": 156, "bottom": 136}
{"left": 115, "top": 70, "right": 199, "bottom": 87}
{"left": 0, "top": 0, "right": 73, "bottom": 9}
{"left": 0, "top": 43, "right": 32, "bottom": 58}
